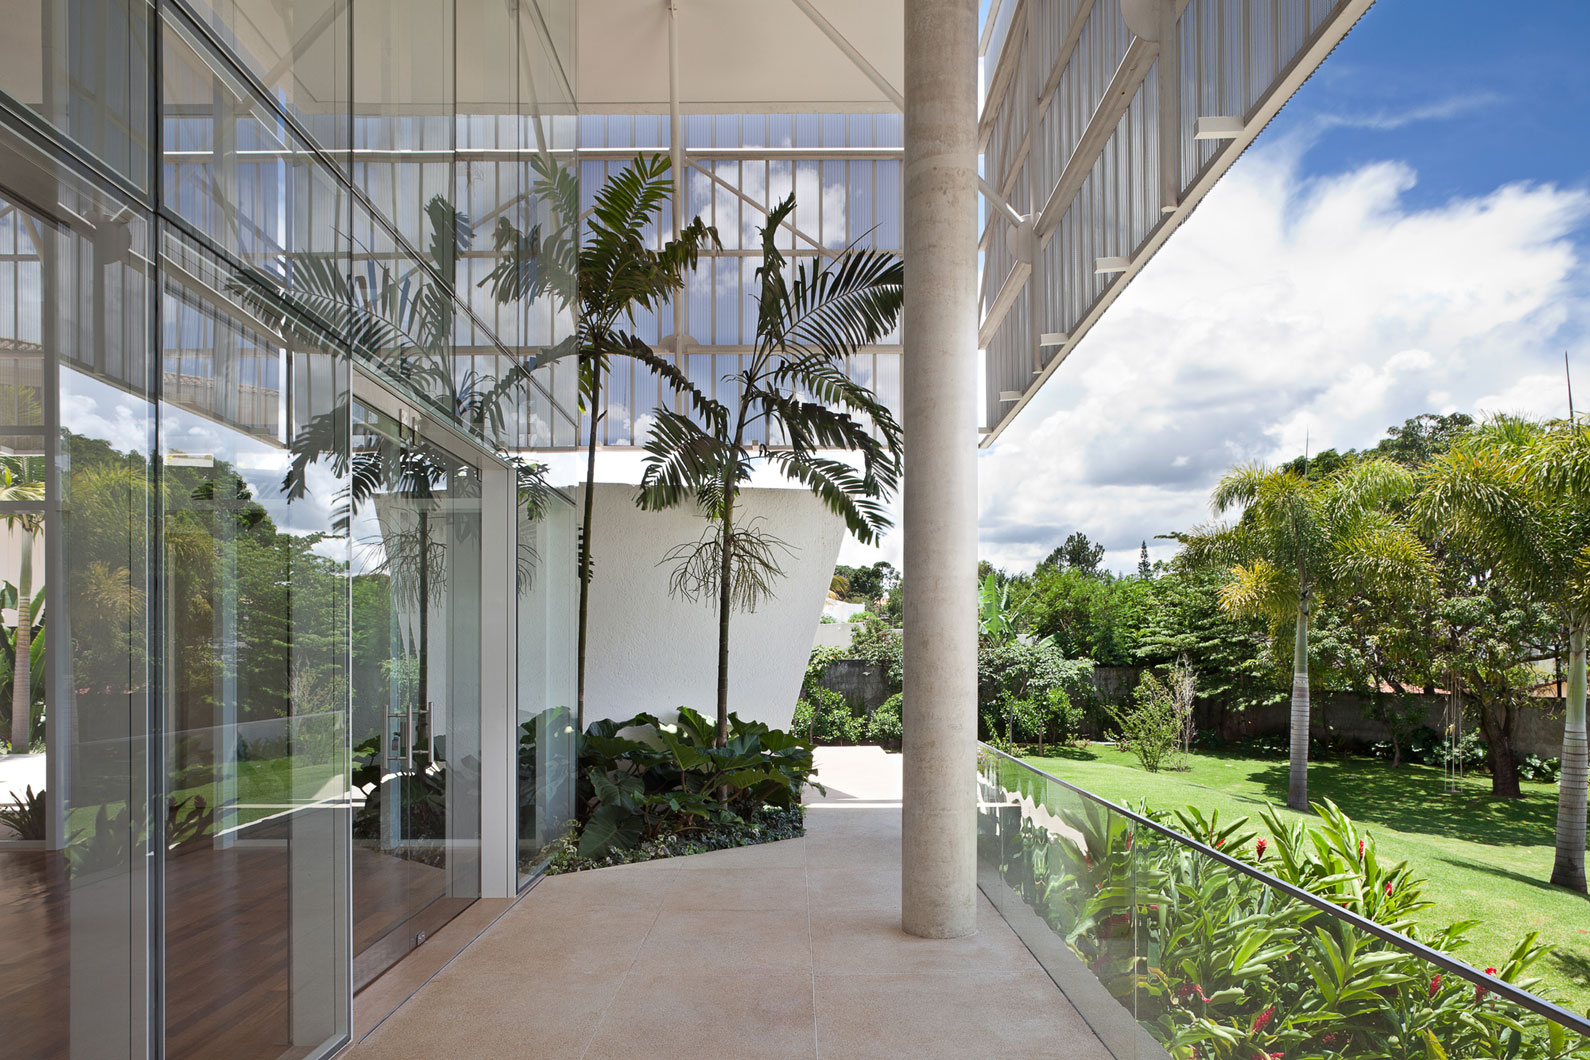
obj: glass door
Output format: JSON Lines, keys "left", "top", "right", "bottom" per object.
{"left": 348, "top": 392, "right": 483, "bottom": 991}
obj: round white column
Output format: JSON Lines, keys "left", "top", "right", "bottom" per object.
{"left": 901, "top": 0, "right": 980, "bottom": 940}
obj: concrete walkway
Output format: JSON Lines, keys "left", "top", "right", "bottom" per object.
{"left": 343, "top": 746, "right": 1109, "bottom": 1060}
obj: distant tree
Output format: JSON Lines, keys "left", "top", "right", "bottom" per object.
{"left": 1040, "top": 531, "right": 1106, "bottom": 575}
{"left": 1138, "top": 541, "right": 1152, "bottom": 579}
{"left": 1136, "top": 565, "right": 1283, "bottom": 734}
{"left": 1027, "top": 566, "right": 1149, "bottom": 666}
{"left": 833, "top": 560, "right": 899, "bottom": 603}
{"left": 1375, "top": 412, "right": 1476, "bottom": 467}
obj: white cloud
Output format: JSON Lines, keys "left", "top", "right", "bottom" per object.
{"left": 971, "top": 146, "right": 1590, "bottom": 574}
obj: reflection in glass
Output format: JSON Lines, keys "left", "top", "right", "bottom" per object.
{"left": 158, "top": 225, "right": 351, "bottom": 1060}
{"left": 349, "top": 398, "right": 482, "bottom": 989}
{"left": 0, "top": 156, "right": 155, "bottom": 1057}
{"left": 0, "top": 0, "right": 154, "bottom": 189}
{"left": 515, "top": 491, "right": 576, "bottom": 883}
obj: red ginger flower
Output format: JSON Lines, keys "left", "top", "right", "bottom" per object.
{"left": 1429, "top": 974, "right": 1442, "bottom": 997}
{"left": 1256, "top": 838, "right": 1268, "bottom": 859}
{"left": 1475, "top": 968, "right": 1499, "bottom": 1003}
{"left": 1250, "top": 1005, "right": 1276, "bottom": 1034}
{"left": 1357, "top": 838, "right": 1365, "bottom": 858}
{"left": 1385, "top": 881, "right": 1394, "bottom": 895}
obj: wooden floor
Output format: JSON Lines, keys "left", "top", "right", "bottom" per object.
{"left": 2, "top": 831, "right": 459, "bottom": 1059}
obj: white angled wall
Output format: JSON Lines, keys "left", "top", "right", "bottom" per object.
{"left": 578, "top": 483, "right": 844, "bottom": 730}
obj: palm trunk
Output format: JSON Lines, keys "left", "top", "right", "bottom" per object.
{"left": 714, "top": 489, "right": 735, "bottom": 749}
{"left": 8, "top": 530, "right": 32, "bottom": 753}
{"left": 1287, "top": 593, "right": 1311, "bottom": 811}
{"left": 575, "top": 369, "right": 602, "bottom": 733}
{"left": 1550, "top": 622, "right": 1587, "bottom": 892}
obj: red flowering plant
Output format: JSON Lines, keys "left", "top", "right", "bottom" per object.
{"left": 988, "top": 777, "right": 1581, "bottom": 1060}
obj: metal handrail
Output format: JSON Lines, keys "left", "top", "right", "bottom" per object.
{"left": 979, "top": 743, "right": 1590, "bottom": 1035}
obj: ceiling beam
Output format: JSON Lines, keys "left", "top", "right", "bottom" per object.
{"left": 788, "top": 0, "right": 904, "bottom": 110}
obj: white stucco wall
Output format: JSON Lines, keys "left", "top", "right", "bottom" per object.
{"left": 578, "top": 482, "right": 844, "bottom": 730}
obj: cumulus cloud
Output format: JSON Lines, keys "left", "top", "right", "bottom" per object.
{"left": 969, "top": 145, "right": 1590, "bottom": 574}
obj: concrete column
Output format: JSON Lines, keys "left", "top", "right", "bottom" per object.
{"left": 901, "top": 0, "right": 980, "bottom": 940}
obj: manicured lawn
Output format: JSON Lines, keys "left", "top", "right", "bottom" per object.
{"left": 1023, "top": 744, "right": 1590, "bottom": 1014}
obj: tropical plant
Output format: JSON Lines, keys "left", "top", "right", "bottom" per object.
{"left": 1181, "top": 458, "right": 1433, "bottom": 809}
{"left": 1414, "top": 416, "right": 1590, "bottom": 892}
{"left": 637, "top": 194, "right": 904, "bottom": 746}
{"left": 484, "top": 154, "right": 717, "bottom": 732}
{"left": 572, "top": 707, "right": 817, "bottom": 859}
{"left": 979, "top": 569, "right": 1045, "bottom": 646}
{"left": 0, "top": 783, "right": 45, "bottom": 839}
{"left": 981, "top": 768, "right": 1585, "bottom": 1060}
{"left": 0, "top": 456, "right": 44, "bottom": 754}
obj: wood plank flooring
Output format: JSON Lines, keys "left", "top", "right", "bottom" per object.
{"left": 1, "top": 828, "right": 464, "bottom": 1059}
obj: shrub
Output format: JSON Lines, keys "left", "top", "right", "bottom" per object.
{"left": 569, "top": 706, "right": 818, "bottom": 861}
{"left": 985, "top": 780, "right": 1575, "bottom": 1060}
{"left": 866, "top": 693, "right": 903, "bottom": 748}
{"left": 1108, "top": 671, "right": 1186, "bottom": 772}
{"left": 792, "top": 686, "right": 866, "bottom": 745}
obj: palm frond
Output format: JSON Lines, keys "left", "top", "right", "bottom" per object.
{"left": 1220, "top": 559, "right": 1299, "bottom": 625}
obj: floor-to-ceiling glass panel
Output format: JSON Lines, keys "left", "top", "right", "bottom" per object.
{"left": 0, "top": 0, "right": 154, "bottom": 191}
{"left": 158, "top": 225, "right": 351, "bottom": 1060}
{"left": 515, "top": 490, "right": 575, "bottom": 884}
{"left": 0, "top": 126, "right": 154, "bottom": 1060}
{"left": 178, "top": 0, "right": 351, "bottom": 164}
{"left": 349, "top": 395, "right": 482, "bottom": 990}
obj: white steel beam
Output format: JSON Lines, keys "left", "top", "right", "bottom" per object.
{"left": 688, "top": 159, "right": 826, "bottom": 250}
{"left": 790, "top": 0, "right": 905, "bottom": 110}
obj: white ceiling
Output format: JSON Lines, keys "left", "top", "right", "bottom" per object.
{"left": 576, "top": 0, "right": 903, "bottom": 112}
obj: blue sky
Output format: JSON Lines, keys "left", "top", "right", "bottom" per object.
{"left": 1273, "top": 1, "right": 1590, "bottom": 210}
{"left": 878, "top": 2, "right": 1590, "bottom": 574}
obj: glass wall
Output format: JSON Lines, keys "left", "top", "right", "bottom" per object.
{"left": 516, "top": 490, "right": 577, "bottom": 884}
{"left": 0, "top": 0, "right": 579, "bottom": 1056}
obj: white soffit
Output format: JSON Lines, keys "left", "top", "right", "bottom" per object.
{"left": 577, "top": 0, "right": 904, "bottom": 112}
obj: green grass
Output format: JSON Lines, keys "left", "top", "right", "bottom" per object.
{"left": 1022, "top": 744, "right": 1590, "bottom": 1014}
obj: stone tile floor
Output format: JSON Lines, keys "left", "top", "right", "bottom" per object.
{"left": 341, "top": 746, "right": 1109, "bottom": 1059}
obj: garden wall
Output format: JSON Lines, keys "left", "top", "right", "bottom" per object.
{"left": 816, "top": 658, "right": 894, "bottom": 712}
{"left": 1205, "top": 692, "right": 1567, "bottom": 759}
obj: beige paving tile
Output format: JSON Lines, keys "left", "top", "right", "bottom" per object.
{"left": 582, "top": 971, "right": 817, "bottom": 1060}
{"left": 805, "top": 865, "right": 899, "bottom": 911}
{"left": 810, "top": 898, "right": 1040, "bottom": 976}
{"left": 628, "top": 907, "right": 813, "bottom": 975}
{"left": 672, "top": 836, "right": 808, "bottom": 869}
{"left": 663, "top": 866, "right": 809, "bottom": 912}
{"left": 814, "top": 971, "right": 1109, "bottom": 1060}
{"left": 346, "top": 966, "right": 622, "bottom": 1060}
{"left": 464, "top": 901, "right": 659, "bottom": 976}
{"left": 525, "top": 862, "right": 679, "bottom": 911}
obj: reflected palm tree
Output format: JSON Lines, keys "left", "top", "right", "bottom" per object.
{"left": 0, "top": 457, "right": 43, "bottom": 753}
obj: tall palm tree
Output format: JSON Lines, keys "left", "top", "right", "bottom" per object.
{"left": 637, "top": 194, "right": 903, "bottom": 746}
{"left": 483, "top": 155, "right": 717, "bottom": 730}
{"left": 1416, "top": 416, "right": 1590, "bottom": 892}
{"left": 1183, "top": 458, "right": 1432, "bottom": 810}
{"left": 0, "top": 458, "right": 43, "bottom": 753}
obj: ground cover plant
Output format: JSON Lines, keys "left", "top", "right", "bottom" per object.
{"left": 983, "top": 768, "right": 1590, "bottom": 1059}
{"left": 545, "top": 706, "right": 817, "bottom": 872}
{"left": 1023, "top": 744, "right": 1590, "bottom": 1011}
